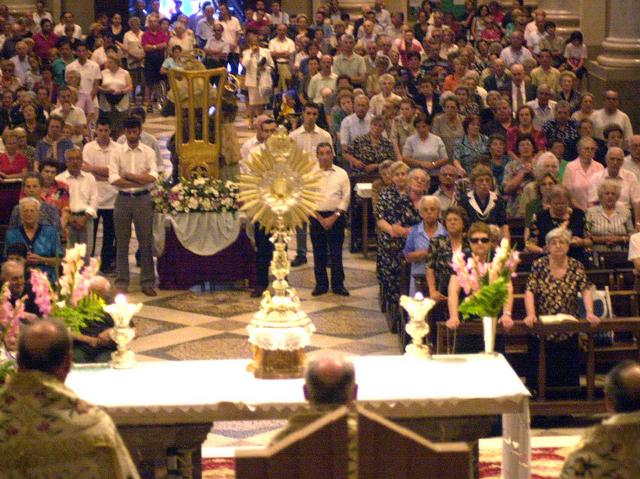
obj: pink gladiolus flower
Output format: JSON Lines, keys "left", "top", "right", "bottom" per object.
{"left": 30, "top": 270, "right": 53, "bottom": 317}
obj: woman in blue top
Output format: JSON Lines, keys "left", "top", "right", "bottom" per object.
{"left": 4, "top": 197, "right": 61, "bottom": 282}
{"left": 403, "top": 195, "right": 447, "bottom": 296}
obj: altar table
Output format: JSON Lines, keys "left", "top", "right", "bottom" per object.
{"left": 67, "top": 354, "right": 531, "bottom": 479}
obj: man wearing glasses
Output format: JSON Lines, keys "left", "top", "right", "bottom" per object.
{"left": 591, "top": 90, "right": 634, "bottom": 144}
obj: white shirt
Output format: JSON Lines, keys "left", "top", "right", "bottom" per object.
{"left": 65, "top": 59, "right": 101, "bottom": 96}
{"left": 623, "top": 155, "right": 640, "bottom": 182}
{"left": 269, "top": 12, "right": 290, "bottom": 25}
{"left": 289, "top": 125, "right": 332, "bottom": 160}
{"left": 117, "top": 131, "right": 164, "bottom": 174}
{"left": 315, "top": 164, "right": 351, "bottom": 212}
{"left": 268, "top": 36, "right": 295, "bottom": 62}
{"left": 370, "top": 92, "right": 402, "bottom": 116}
{"left": 108, "top": 142, "right": 158, "bottom": 193}
{"left": 56, "top": 170, "right": 98, "bottom": 217}
{"left": 511, "top": 82, "right": 527, "bottom": 113}
{"left": 588, "top": 168, "right": 640, "bottom": 210}
{"left": 10, "top": 55, "right": 31, "bottom": 82}
{"left": 31, "top": 11, "right": 53, "bottom": 33}
{"left": 50, "top": 105, "right": 87, "bottom": 146}
{"left": 628, "top": 232, "right": 640, "bottom": 261}
{"left": 527, "top": 99, "right": 557, "bottom": 129}
{"left": 123, "top": 30, "right": 145, "bottom": 68}
{"left": 499, "top": 46, "right": 534, "bottom": 68}
{"left": 591, "top": 108, "right": 634, "bottom": 141}
{"left": 99, "top": 68, "right": 131, "bottom": 112}
{"left": 54, "top": 23, "right": 82, "bottom": 39}
{"left": 83, "top": 139, "right": 119, "bottom": 209}
{"left": 217, "top": 17, "right": 242, "bottom": 53}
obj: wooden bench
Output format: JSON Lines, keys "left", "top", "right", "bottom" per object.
{"left": 435, "top": 318, "right": 640, "bottom": 415}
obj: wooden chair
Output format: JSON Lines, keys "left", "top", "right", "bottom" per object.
{"left": 586, "top": 269, "right": 617, "bottom": 290}
{"left": 595, "top": 250, "right": 632, "bottom": 270}
{"left": 517, "top": 252, "right": 542, "bottom": 272}
{"left": 357, "top": 406, "right": 472, "bottom": 479}
{"left": 235, "top": 407, "right": 349, "bottom": 479}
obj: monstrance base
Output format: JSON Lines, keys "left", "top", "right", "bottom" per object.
{"left": 247, "top": 346, "right": 306, "bottom": 379}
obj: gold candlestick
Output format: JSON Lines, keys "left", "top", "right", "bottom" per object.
{"left": 103, "top": 294, "right": 141, "bottom": 369}
{"left": 399, "top": 293, "right": 435, "bottom": 358}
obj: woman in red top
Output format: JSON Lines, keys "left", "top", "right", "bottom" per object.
{"left": 506, "top": 105, "right": 547, "bottom": 158}
{"left": 0, "top": 130, "right": 29, "bottom": 180}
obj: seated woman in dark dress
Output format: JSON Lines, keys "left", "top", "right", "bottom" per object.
{"left": 524, "top": 226, "right": 600, "bottom": 394}
{"left": 527, "top": 184, "right": 592, "bottom": 266}
{"left": 446, "top": 221, "right": 514, "bottom": 353}
{"left": 458, "top": 164, "right": 510, "bottom": 239}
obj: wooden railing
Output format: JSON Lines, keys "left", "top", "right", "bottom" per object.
{"left": 436, "top": 318, "right": 640, "bottom": 414}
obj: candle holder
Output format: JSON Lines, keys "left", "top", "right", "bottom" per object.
{"left": 399, "top": 293, "right": 435, "bottom": 359}
{"left": 103, "top": 294, "right": 141, "bottom": 369}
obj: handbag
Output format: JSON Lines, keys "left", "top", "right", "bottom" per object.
{"left": 258, "top": 65, "right": 273, "bottom": 98}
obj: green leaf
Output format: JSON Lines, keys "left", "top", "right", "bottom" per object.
{"left": 459, "top": 276, "right": 509, "bottom": 320}
{"left": 53, "top": 293, "right": 107, "bottom": 332}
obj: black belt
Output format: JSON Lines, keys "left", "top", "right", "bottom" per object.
{"left": 70, "top": 210, "right": 87, "bottom": 215}
{"left": 119, "top": 190, "right": 149, "bottom": 197}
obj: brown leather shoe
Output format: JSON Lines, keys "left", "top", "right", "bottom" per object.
{"left": 141, "top": 286, "right": 157, "bottom": 297}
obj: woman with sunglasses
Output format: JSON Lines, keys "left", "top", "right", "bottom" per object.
{"left": 458, "top": 164, "right": 510, "bottom": 239}
{"left": 524, "top": 226, "right": 599, "bottom": 393}
{"left": 446, "top": 221, "right": 514, "bottom": 353}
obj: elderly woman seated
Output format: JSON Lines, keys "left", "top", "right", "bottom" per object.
{"left": 0, "top": 129, "right": 29, "bottom": 181}
{"left": 3, "top": 197, "right": 62, "bottom": 281}
{"left": 446, "top": 221, "right": 514, "bottom": 353}
{"left": 403, "top": 195, "right": 447, "bottom": 296}
{"left": 525, "top": 226, "right": 600, "bottom": 392}
{"left": 587, "top": 179, "right": 634, "bottom": 252}
{"left": 520, "top": 151, "right": 560, "bottom": 215}
{"left": 9, "top": 172, "right": 61, "bottom": 230}
{"left": 527, "top": 185, "right": 591, "bottom": 265}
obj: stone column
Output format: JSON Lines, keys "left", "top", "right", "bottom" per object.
{"left": 596, "top": 0, "right": 640, "bottom": 68}
{"left": 537, "top": 0, "right": 580, "bottom": 36}
{"left": 589, "top": 0, "right": 640, "bottom": 134}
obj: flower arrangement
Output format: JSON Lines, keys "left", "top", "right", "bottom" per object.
{"left": 30, "top": 244, "right": 106, "bottom": 332}
{"left": 152, "top": 174, "right": 240, "bottom": 215}
{"left": 451, "top": 238, "right": 520, "bottom": 320}
{"left": 0, "top": 285, "right": 23, "bottom": 382}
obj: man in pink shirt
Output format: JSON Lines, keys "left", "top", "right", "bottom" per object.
{"left": 562, "top": 136, "right": 604, "bottom": 210}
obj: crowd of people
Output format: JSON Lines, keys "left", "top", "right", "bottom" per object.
{"left": 1, "top": 0, "right": 640, "bottom": 375}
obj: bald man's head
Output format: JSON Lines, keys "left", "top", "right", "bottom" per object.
{"left": 304, "top": 353, "right": 357, "bottom": 405}
{"left": 18, "top": 318, "right": 72, "bottom": 381}
{"left": 90, "top": 275, "right": 112, "bottom": 300}
{"left": 605, "top": 361, "right": 640, "bottom": 413}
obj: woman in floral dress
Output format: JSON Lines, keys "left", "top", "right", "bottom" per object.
{"left": 375, "top": 164, "right": 425, "bottom": 311}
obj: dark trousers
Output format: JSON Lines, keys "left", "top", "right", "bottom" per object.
{"left": 255, "top": 223, "right": 274, "bottom": 290}
{"left": 93, "top": 208, "right": 116, "bottom": 270}
{"left": 310, "top": 213, "right": 346, "bottom": 290}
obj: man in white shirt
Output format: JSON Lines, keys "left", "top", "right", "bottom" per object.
{"left": 269, "top": 24, "right": 295, "bottom": 92}
{"left": 53, "top": 11, "right": 82, "bottom": 39}
{"left": 82, "top": 118, "right": 119, "bottom": 274}
{"left": 591, "top": 90, "right": 634, "bottom": 143}
{"left": 10, "top": 41, "right": 31, "bottom": 83}
{"left": 56, "top": 148, "right": 97, "bottom": 262}
{"left": 332, "top": 34, "right": 367, "bottom": 87}
{"left": 217, "top": 4, "right": 242, "bottom": 74}
{"left": 31, "top": 0, "right": 53, "bottom": 34}
{"left": 51, "top": 86, "right": 87, "bottom": 146}
{"left": 117, "top": 106, "right": 168, "bottom": 178}
{"left": 269, "top": 1, "right": 290, "bottom": 25}
{"left": 204, "top": 23, "right": 230, "bottom": 69}
{"left": 307, "top": 55, "right": 337, "bottom": 104}
{"left": 623, "top": 135, "right": 640, "bottom": 181}
{"left": 196, "top": 5, "right": 216, "bottom": 47}
{"left": 588, "top": 147, "right": 640, "bottom": 220}
{"left": 310, "top": 142, "right": 351, "bottom": 296}
{"left": 527, "top": 84, "right": 556, "bottom": 128}
{"left": 500, "top": 31, "right": 534, "bottom": 68}
{"left": 65, "top": 42, "right": 101, "bottom": 101}
{"left": 108, "top": 117, "right": 158, "bottom": 297}
{"left": 289, "top": 102, "right": 333, "bottom": 267}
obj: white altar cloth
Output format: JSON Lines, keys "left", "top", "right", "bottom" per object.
{"left": 153, "top": 211, "right": 246, "bottom": 256}
{"left": 67, "top": 354, "right": 530, "bottom": 479}
{"left": 355, "top": 182, "right": 372, "bottom": 199}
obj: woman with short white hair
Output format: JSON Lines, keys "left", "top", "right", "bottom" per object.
{"left": 587, "top": 179, "right": 634, "bottom": 252}
{"left": 524, "top": 225, "right": 600, "bottom": 393}
{"left": 369, "top": 73, "right": 402, "bottom": 116}
{"left": 403, "top": 195, "right": 447, "bottom": 295}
